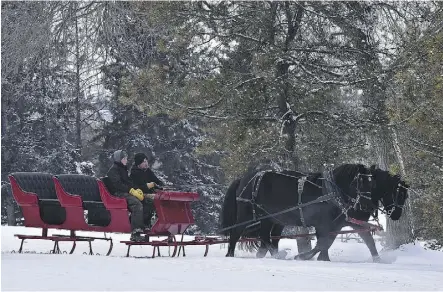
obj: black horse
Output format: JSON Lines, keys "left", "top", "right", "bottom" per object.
{"left": 221, "top": 164, "right": 409, "bottom": 261}
{"left": 253, "top": 165, "right": 409, "bottom": 261}
{"left": 220, "top": 163, "right": 378, "bottom": 260}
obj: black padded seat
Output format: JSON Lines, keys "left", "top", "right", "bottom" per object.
{"left": 101, "top": 176, "right": 115, "bottom": 195}
{"left": 10, "top": 172, "right": 66, "bottom": 225}
{"left": 56, "top": 174, "right": 111, "bottom": 226}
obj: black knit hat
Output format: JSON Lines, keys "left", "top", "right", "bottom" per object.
{"left": 134, "top": 153, "right": 148, "bottom": 166}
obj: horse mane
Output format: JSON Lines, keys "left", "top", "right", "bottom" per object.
{"left": 369, "top": 165, "right": 409, "bottom": 220}
{"left": 370, "top": 165, "right": 403, "bottom": 183}
{"left": 369, "top": 165, "right": 409, "bottom": 192}
{"left": 245, "top": 159, "right": 281, "bottom": 175}
{"left": 332, "top": 163, "right": 367, "bottom": 179}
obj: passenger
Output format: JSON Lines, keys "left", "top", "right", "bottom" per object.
{"left": 106, "top": 150, "right": 150, "bottom": 242}
{"left": 130, "top": 153, "right": 164, "bottom": 193}
{"left": 130, "top": 153, "right": 164, "bottom": 227}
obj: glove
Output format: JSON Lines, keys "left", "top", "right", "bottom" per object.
{"left": 129, "top": 188, "right": 144, "bottom": 201}
{"left": 147, "top": 182, "right": 156, "bottom": 189}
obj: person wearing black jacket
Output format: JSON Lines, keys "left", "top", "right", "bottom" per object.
{"left": 106, "top": 150, "right": 151, "bottom": 242}
{"left": 130, "top": 153, "right": 164, "bottom": 193}
{"left": 129, "top": 153, "right": 164, "bottom": 227}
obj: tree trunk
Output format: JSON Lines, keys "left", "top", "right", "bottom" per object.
{"left": 41, "top": 59, "right": 51, "bottom": 146}
{"left": 6, "top": 200, "right": 17, "bottom": 226}
{"left": 1, "top": 83, "right": 11, "bottom": 175}
{"left": 2, "top": 184, "right": 16, "bottom": 226}
{"left": 391, "top": 128, "right": 407, "bottom": 177}
{"left": 323, "top": 2, "right": 416, "bottom": 251}
{"left": 376, "top": 129, "right": 390, "bottom": 171}
{"left": 274, "top": 3, "right": 311, "bottom": 254}
{"left": 74, "top": 7, "right": 82, "bottom": 155}
{"left": 385, "top": 128, "right": 414, "bottom": 249}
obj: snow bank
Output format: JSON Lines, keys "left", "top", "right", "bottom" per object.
{"left": 1, "top": 226, "right": 442, "bottom": 291}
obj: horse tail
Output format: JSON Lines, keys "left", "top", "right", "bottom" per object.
{"left": 221, "top": 175, "right": 262, "bottom": 252}
{"left": 220, "top": 178, "right": 241, "bottom": 236}
{"left": 226, "top": 176, "right": 261, "bottom": 252}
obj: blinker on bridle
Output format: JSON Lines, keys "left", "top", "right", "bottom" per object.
{"left": 355, "top": 173, "right": 373, "bottom": 199}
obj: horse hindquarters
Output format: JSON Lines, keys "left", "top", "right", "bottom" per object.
{"left": 221, "top": 179, "right": 240, "bottom": 236}
{"left": 226, "top": 201, "right": 253, "bottom": 257}
{"left": 222, "top": 179, "right": 241, "bottom": 257}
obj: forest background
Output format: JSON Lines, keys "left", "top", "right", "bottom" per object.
{"left": 1, "top": 1, "right": 442, "bottom": 250}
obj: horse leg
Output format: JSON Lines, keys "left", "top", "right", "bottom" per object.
{"left": 294, "top": 231, "right": 321, "bottom": 261}
{"left": 295, "top": 224, "right": 340, "bottom": 261}
{"left": 269, "top": 224, "right": 284, "bottom": 257}
{"left": 317, "top": 233, "right": 338, "bottom": 261}
{"left": 256, "top": 219, "right": 273, "bottom": 258}
{"left": 357, "top": 229, "right": 380, "bottom": 262}
{"left": 315, "top": 235, "right": 335, "bottom": 261}
{"left": 294, "top": 244, "right": 319, "bottom": 260}
{"left": 316, "top": 223, "right": 345, "bottom": 261}
{"left": 226, "top": 226, "right": 243, "bottom": 257}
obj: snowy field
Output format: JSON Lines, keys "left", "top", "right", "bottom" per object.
{"left": 2, "top": 226, "right": 443, "bottom": 291}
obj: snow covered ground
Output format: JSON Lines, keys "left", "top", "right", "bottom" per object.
{"left": 2, "top": 226, "right": 443, "bottom": 291}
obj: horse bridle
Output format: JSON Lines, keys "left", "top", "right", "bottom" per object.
{"left": 355, "top": 173, "right": 374, "bottom": 198}
{"left": 382, "top": 183, "right": 407, "bottom": 217}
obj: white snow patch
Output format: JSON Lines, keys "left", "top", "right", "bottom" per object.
{"left": 98, "top": 110, "right": 113, "bottom": 123}
{"left": 1, "top": 226, "right": 443, "bottom": 291}
{"left": 151, "top": 160, "right": 162, "bottom": 170}
{"left": 28, "top": 112, "right": 43, "bottom": 121}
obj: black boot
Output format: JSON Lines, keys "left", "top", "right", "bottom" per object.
{"left": 130, "top": 228, "right": 146, "bottom": 242}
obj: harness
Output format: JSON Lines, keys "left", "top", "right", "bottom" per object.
{"left": 352, "top": 173, "right": 374, "bottom": 211}
{"left": 298, "top": 176, "right": 307, "bottom": 228}
{"left": 220, "top": 189, "right": 338, "bottom": 234}
{"left": 322, "top": 169, "right": 351, "bottom": 219}
{"left": 236, "top": 170, "right": 268, "bottom": 221}
{"left": 220, "top": 168, "right": 375, "bottom": 234}
{"left": 236, "top": 170, "right": 327, "bottom": 225}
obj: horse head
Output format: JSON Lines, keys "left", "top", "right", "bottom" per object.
{"left": 369, "top": 165, "right": 409, "bottom": 220}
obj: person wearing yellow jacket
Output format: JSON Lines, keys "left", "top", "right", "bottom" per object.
{"left": 106, "top": 150, "right": 151, "bottom": 242}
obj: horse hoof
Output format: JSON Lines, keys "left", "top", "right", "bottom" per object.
{"left": 294, "top": 254, "right": 304, "bottom": 261}
{"left": 256, "top": 250, "right": 267, "bottom": 258}
{"left": 373, "top": 255, "right": 381, "bottom": 263}
{"left": 274, "top": 250, "right": 288, "bottom": 260}
{"left": 269, "top": 248, "right": 279, "bottom": 257}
